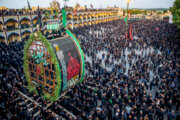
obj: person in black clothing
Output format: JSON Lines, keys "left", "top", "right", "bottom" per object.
{"left": 1, "top": 19, "right": 180, "bottom": 120}
{"left": 168, "top": 110, "right": 176, "bottom": 120}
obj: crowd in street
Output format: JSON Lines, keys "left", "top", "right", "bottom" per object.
{"left": 63, "top": 20, "right": 180, "bottom": 120}
{"left": 0, "top": 19, "right": 180, "bottom": 120}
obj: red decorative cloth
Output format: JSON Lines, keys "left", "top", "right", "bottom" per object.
{"left": 74, "top": 9, "right": 77, "bottom": 15}
{"left": 67, "top": 53, "right": 80, "bottom": 80}
{"left": 36, "top": 66, "right": 41, "bottom": 74}
{"left": 126, "top": 32, "right": 128, "bottom": 40}
{"left": 155, "top": 27, "right": 159, "bottom": 31}
{"left": 130, "top": 24, "right": 133, "bottom": 41}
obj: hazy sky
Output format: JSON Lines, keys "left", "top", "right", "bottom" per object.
{"left": 0, "top": 0, "right": 176, "bottom": 9}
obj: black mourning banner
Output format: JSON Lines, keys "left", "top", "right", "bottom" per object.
{"left": 50, "top": 36, "right": 80, "bottom": 67}
{"left": 50, "top": 36, "right": 81, "bottom": 88}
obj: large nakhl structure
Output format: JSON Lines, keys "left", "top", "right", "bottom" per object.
{"left": 23, "top": 7, "right": 85, "bottom": 101}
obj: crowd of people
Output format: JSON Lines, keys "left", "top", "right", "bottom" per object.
{"left": 63, "top": 20, "right": 180, "bottom": 120}
{"left": 0, "top": 9, "right": 41, "bottom": 16}
{"left": 0, "top": 41, "right": 64, "bottom": 119}
{"left": 0, "top": 8, "right": 113, "bottom": 16}
{"left": 0, "top": 18, "right": 180, "bottom": 120}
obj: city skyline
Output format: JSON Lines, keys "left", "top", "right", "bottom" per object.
{"left": 0, "top": 0, "right": 176, "bottom": 9}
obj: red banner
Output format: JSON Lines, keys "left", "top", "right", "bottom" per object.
{"left": 126, "top": 32, "right": 128, "bottom": 40}
{"left": 130, "top": 24, "right": 133, "bottom": 41}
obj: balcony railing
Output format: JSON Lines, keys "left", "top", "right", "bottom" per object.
{"left": 7, "top": 26, "right": 18, "bottom": 31}
{"left": 21, "top": 24, "right": 30, "bottom": 29}
{"left": 33, "top": 24, "right": 37, "bottom": 27}
{"left": 1, "top": 15, "right": 118, "bottom": 32}
{"left": 0, "top": 9, "right": 118, "bottom": 17}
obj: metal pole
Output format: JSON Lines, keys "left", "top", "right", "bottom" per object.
{"left": 126, "top": 2, "right": 129, "bottom": 40}
{"left": 2, "top": 16, "right": 8, "bottom": 44}
{"left": 29, "top": 10, "right": 33, "bottom": 33}
{"left": 127, "top": 2, "right": 129, "bottom": 25}
{"left": 18, "top": 15, "right": 22, "bottom": 42}
{"left": 72, "top": 13, "right": 74, "bottom": 30}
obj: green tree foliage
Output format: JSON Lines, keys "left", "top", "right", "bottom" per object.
{"left": 157, "top": 12, "right": 162, "bottom": 15}
{"left": 128, "top": 9, "right": 142, "bottom": 15}
{"left": 163, "top": 9, "right": 168, "bottom": 14}
{"left": 128, "top": 10, "right": 149, "bottom": 15}
{"left": 170, "top": 0, "right": 180, "bottom": 28}
{"left": 143, "top": 10, "right": 148, "bottom": 15}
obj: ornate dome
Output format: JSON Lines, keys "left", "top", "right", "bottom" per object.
{"left": 50, "top": 0, "right": 60, "bottom": 10}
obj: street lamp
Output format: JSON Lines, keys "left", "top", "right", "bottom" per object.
{"left": 126, "top": 0, "right": 131, "bottom": 23}
{"left": 126, "top": 0, "right": 131, "bottom": 3}
{"left": 125, "top": 0, "right": 131, "bottom": 40}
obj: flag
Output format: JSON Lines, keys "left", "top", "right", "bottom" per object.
{"left": 62, "top": 8, "right": 67, "bottom": 27}
{"left": 26, "top": 8, "right": 29, "bottom": 12}
{"left": 74, "top": 9, "right": 77, "bottom": 15}
{"left": 50, "top": 5, "right": 54, "bottom": 14}
{"left": 27, "top": 0, "right": 31, "bottom": 10}
{"left": 57, "top": 2, "right": 61, "bottom": 10}
{"left": 128, "top": 11, "right": 131, "bottom": 17}
{"left": 125, "top": 32, "right": 128, "bottom": 40}
{"left": 130, "top": 24, "right": 133, "bottom": 40}
{"left": 37, "top": 5, "right": 42, "bottom": 28}
{"left": 54, "top": 11, "right": 58, "bottom": 16}
{"left": 123, "top": 10, "right": 125, "bottom": 16}
{"left": 76, "top": 3, "right": 80, "bottom": 8}
{"left": 85, "top": 5, "right": 87, "bottom": 9}
{"left": 124, "top": 16, "right": 128, "bottom": 25}
{"left": 45, "top": 10, "right": 50, "bottom": 17}
{"left": 90, "top": 4, "right": 93, "bottom": 8}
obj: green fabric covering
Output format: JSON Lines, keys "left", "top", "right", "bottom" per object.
{"left": 45, "top": 10, "right": 50, "bottom": 17}
{"left": 62, "top": 8, "right": 67, "bottom": 27}
{"left": 47, "top": 24, "right": 59, "bottom": 30}
{"left": 124, "top": 17, "right": 128, "bottom": 25}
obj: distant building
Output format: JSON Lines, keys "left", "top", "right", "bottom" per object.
{"left": 32, "top": 7, "right": 48, "bottom": 11}
{"left": 0, "top": 8, "right": 118, "bottom": 44}
{"left": 118, "top": 8, "right": 123, "bottom": 17}
{"left": 50, "top": 0, "right": 60, "bottom": 10}
{"left": 106, "top": 7, "right": 118, "bottom": 10}
{"left": 73, "top": 4, "right": 86, "bottom": 10}
{"left": 0, "top": 6, "right": 7, "bottom": 10}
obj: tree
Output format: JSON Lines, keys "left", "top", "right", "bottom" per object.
{"left": 163, "top": 9, "right": 168, "bottom": 14}
{"left": 130, "top": 9, "right": 142, "bottom": 15}
{"left": 170, "top": 0, "right": 180, "bottom": 28}
{"left": 143, "top": 10, "right": 148, "bottom": 15}
{"left": 157, "top": 11, "right": 162, "bottom": 15}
